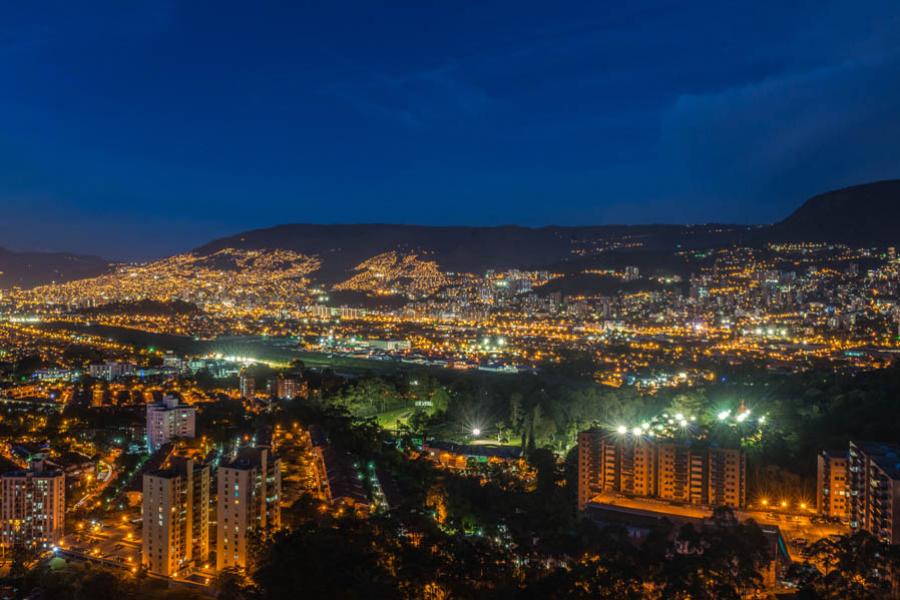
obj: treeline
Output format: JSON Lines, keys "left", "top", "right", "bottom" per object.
{"left": 317, "top": 359, "right": 900, "bottom": 501}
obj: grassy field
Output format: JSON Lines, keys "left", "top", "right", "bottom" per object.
{"left": 375, "top": 406, "right": 414, "bottom": 429}
{"left": 41, "top": 323, "right": 413, "bottom": 374}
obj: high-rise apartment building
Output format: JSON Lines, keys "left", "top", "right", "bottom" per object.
{"left": 216, "top": 447, "right": 281, "bottom": 570}
{"left": 142, "top": 456, "right": 210, "bottom": 577}
{"left": 577, "top": 429, "right": 746, "bottom": 510}
{"left": 707, "top": 446, "right": 746, "bottom": 508}
{"left": 239, "top": 373, "right": 255, "bottom": 399}
{"left": 146, "top": 395, "right": 196, "bottom": 452}
{"left": 848, "top": 441, "right": 900, "bottom": 544}
{"left": 0, "top": 459, "right": 65, "bottom": 554}
{"left": 273, "top": 375, "right": 305, "bottom": 400}
{"left": 817, "top": 449, "right": 849, "bottom": 519}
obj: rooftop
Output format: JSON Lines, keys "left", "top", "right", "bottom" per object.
{"left": 852, "top": 440, "right": 900, "bottom": 479}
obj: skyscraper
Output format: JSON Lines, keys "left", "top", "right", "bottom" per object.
{"left": 142, "top": 456, "right": 210, "bottom": 577}
{"left": 216, "top": 447, "right": 281, "bottom": 570}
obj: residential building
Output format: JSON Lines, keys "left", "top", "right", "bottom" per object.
{"left": 239, "top": 373, "right": 255, "bottom": 399}
{"left": 88, "top": 361, "right": 135, "bottom": 381}
{"left": 142, "top": 457, "right": 210, "bottom": 577}
{"left": 146, "top": 395, "right": 196, "bottom": 452}
{"left": 0, "top": 459, "right": 65, "bottom": 554}
{"left": 577, "top": 429, "right": 746, "bottom": 510}
{"left": 216, "top": 447, "right": 281, "bottom": 570}
{"left": 817, "top": 449, "right": 850, "bottom": 519}
{"left": 272, "top": 375, "right": 305, "bottom": 400}
{"left": 848, "top": 440, "right": 900, "bottom": 544}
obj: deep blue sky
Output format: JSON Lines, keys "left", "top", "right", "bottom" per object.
{"left": 2, "top": 1, "right": 900, "bottom": 259}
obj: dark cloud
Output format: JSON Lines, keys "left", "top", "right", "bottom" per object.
{"left": 1, "top": 1, "right": 899, "bottom": 258}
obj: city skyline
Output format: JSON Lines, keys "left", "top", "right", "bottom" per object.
{"left": 3, "top": 4, "right": 900, "bottom": 597}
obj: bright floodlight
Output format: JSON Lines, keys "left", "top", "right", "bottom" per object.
{"left": 631, "top": 427, "right": 642, "bottom": 436}
{"left": 717, "top": 410, "right": 730, "bottom": 421}
{"left": 736, "top": 411, "right": 749, "bottom": 423}
{"left": 472, "top": 428, "right": 481, "bottom": 437}
{"left": 674, "top": 413, "right": 684, "bottom": 421}
{"left": 616, "top": 425, "right": 628, "bottom": 435}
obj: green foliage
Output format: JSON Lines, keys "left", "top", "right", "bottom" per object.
{"left": 790, "top": 531, "right": 900, "bottom": 599}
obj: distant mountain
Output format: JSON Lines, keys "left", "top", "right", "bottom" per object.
{"left": 10, "top": 179, "right": 899, "bottom": 296}
{"left": 0, "top": 248, "right": 108, "bottom": 289}
{"left": 768, "top": 180, "right": 900, "bottom": 246}
{"left": 195, "top": 223, "right": 748, "bottom": 283}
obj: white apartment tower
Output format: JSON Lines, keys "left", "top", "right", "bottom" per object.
{"left": 146, "top": 395, "right": 196, "bottom": 452}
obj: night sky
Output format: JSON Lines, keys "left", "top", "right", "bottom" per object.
{"left": 2, "top": 1, "right": 900, "bottom": 259}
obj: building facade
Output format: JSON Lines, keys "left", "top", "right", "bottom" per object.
{"left": 848, "top": 441, "right": 900, "bottom": 544}
{"left": 577, "top": 429, "right": 746, "bottom": 510}
{"left": 216, "top": 447, "right": 281, "bottom": 570}
{"left": 142, "top": 457, "right": 210, "bottom": 577}
{"left": 0, "top": 460, "right": 65, "bottom": 554}
{"left": 817, "top": 449, "right": 850, "bottom": 519}
{"left": 146, "top": 395, "right": 196, "bottom": 452}
{"left": 239, "top": 373, "right": 255, "bottom": 399}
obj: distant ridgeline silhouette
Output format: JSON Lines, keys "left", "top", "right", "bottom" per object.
{"left": 0, "top": 247, "right": 108, "bottom": 289}
{"left": 4, "top": 179, "right": 899, "bottom": 290}
{"left": 767, "top": 179, "right": 900, "bottom": 246}
{"left": 194, "top": 223, "right": 750, "bottom": 283}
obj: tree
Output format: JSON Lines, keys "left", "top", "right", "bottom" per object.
{"left": 253, "top": 520, "right": 400, "bottom": 599}
{"left": 791, "top": 531, "right": 900, "bottom": 599}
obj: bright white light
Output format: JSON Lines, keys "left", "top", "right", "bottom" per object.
{"left": 632, "top": 427, "right": 642, "bottom": 436}
{"left": 675, "top": 413, "right": 684, "bottom": 421}
{"left": 616, "top": 425, "right": 628, "bottom": 435}
{"left": 736, "top": 409, "right": 751, "bottom": 423}
{"left": 758, "top": 415, "right": 766, "bottom": 424}
{"left": 717, "top": 410, "right": 731, "bottom": 421}
{"left": 472, "top": 428, "right": 481, "bottom": 437}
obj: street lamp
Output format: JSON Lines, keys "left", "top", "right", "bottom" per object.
{"left": 471, "top": 428, "right": 481, "bottom": 437}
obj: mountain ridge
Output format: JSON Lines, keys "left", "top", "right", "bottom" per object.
{"left": 768, "top": 179, "right": 900, "bottom": 246}
{"left": 0, "top": 247, "right": 109, "bottom": 290}
{"left": 4, "top": 179, "right": 900, "bottom": 290}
